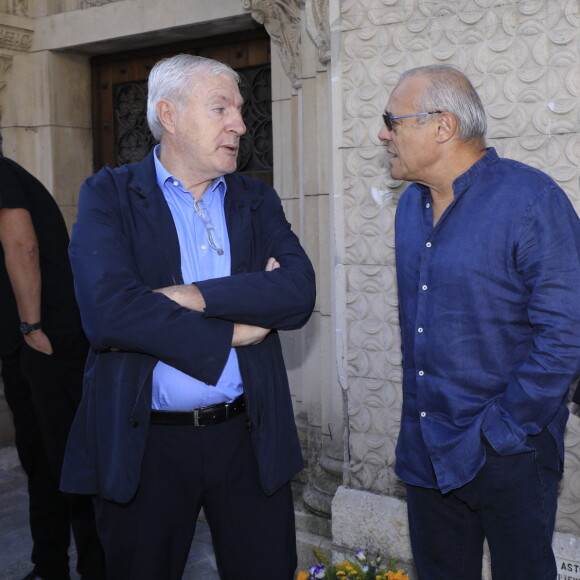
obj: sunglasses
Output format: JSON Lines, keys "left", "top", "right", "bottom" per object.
{"left": 382, "top": 111, "right": 443, "bottom": 132}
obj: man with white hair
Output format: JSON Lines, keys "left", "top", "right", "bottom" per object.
{"left": 380, "top": 64, "right": 580, "bottom": 578}
{"left": 61, "top": 54, "right": 316, "bottom": 580}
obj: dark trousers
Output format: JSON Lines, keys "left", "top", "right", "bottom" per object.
{"left": 406, "top": 429, "right": 562, "bottom": 580}
{"left": 2, "top": 349, "right": 71, "bottom": 579}
{"left": 10, "top": 331, "right": 104, "bottom": 580}
{"left": 94, "top": 412, "right": 297, "bottom": 580}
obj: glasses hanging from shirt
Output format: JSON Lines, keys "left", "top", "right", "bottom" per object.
{"left": 193, "top": 199, "right": 224, "bottom": 255}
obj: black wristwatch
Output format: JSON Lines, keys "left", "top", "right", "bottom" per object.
{"left": 20, "top": 321, "right": 42, "bottom": 335}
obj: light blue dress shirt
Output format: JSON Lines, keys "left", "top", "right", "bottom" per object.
{"left": 151, "top": 145, "right": 243, "bottom": 410}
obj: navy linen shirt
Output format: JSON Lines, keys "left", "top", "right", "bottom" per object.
{"left": 394, "top": 148, "right": 580, "bottom": 494}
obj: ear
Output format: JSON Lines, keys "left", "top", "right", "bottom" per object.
{"left": 434, "top": 111, "right": 458, "bottom": 144}
{"left": 157, "top": 99, "right": 178, "bottom": 136}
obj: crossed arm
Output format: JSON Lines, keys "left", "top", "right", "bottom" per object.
{"left": 154, "top": 257, "right": 281, "bottom": 347}
{"left": 70, "top": 168, "right": 315, "bottom": 384}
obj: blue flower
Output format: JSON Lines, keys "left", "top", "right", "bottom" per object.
{"left": 309, "top": 564, "right": 326, "bottom": 579}
{"left": 355, "top": 550, "right": 368, "bottom": 563}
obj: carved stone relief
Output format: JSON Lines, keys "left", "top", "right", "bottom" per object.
{"left": 242, "top": 0, "right": 303, "bottom": 89}
{"left": 304, "top": 0, "right": 330, "bottom": 64}
{"left": 0, "top": 23, "right": 32, "bottom": 51}
{"left": 242, "top": 0, "right": 331, "bottom": 88}
{"left": 340, "top": 0, "right": 580, "bottom": 536}
{"left": 0, "top": 20, "right": 32, "bottom": 127}
{"left": 0, "top": 0, "right": 28, "bottom": 16}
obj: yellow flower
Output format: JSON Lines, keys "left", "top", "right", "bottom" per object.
{"left": 386, "top": 571, "right": 410, "bottom": 580}
{"left": 296, "top": 573, "right": 309, "bottom": 580}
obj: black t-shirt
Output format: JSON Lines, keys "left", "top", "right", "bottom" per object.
{"left": 0, "top": 157, "right": 82, "bottom": 357}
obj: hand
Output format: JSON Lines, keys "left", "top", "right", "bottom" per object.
{"left": 24, "top": 329, "right": 53, "bottom": 355}
{"left": 154, "top": 284, "right": 206, "bottom": 312}
{"left": 265, "top": 257, "right": 280, "bottom": 271}
{"left": 232, "top": 323, "right": 270, "bottom": 347}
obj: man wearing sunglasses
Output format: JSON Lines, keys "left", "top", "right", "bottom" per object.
{"left": 380, "top": 64, "right": 580, "bottom": 579}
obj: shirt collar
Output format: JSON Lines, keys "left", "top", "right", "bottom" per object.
{"left": 452, "top": 147, "right": 498, "bottom": 199}
{"left": 418, "top": 147, "right": 499, "bottom": 201}
{"left": 153, "top": 144, "right": 226, "bottom": 202}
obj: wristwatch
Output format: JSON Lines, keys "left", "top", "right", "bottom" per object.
{"left": 20, "top": 321, "right": 42, "bottom": 335}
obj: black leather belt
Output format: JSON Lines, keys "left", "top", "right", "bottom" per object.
{"left": 150, "top": 395, "right": 246, "bottom": 427}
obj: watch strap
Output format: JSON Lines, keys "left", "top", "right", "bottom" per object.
{"left": 20, "top": 321, "right": 42, "bottom": 335}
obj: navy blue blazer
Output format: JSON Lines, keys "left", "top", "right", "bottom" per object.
{"left": 61, "top": 152, "right": 316, "bottom": 503}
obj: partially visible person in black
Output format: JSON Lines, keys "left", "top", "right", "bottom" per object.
{"left": 0, "top": 153, "right": 104, "bottom": 580}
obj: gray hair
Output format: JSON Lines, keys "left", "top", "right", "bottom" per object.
{"left": 147, "top": 54, "right": 240, "bottom": 141}
{"left": 399, "top": 64, "right": 487, "bottom": 144}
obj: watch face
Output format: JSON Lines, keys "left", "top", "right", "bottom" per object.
{"left": 20, "top": 322, "right": 41, "bottom": 334}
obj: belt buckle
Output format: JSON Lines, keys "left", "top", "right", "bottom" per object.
{"left": 193, "top": 409, "right": 200, "bottom": 427}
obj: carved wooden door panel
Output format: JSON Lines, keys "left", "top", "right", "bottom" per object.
{"left": 91, "top": 29, "right": 273, "bottom": 186}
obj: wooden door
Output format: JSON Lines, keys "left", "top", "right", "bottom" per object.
{"left": 91, "top": 29, "right": 273, "bottom": 185}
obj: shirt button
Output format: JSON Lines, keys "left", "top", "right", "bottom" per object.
{"left": 418, "top": 327, "right": 424, "bottom": 333}
{"left": 418, "top": 370, "right": 424, "bottom": 376}
{"left": 422, "top": 285, "right": 428, "bottom": 291}
{"left": 420, "top": 412, "right": 426, "bottom": 418}
{"left": 426, "top": 242, "right": 432, "bottom": 248}
{"left": 426, "top": 203, "right": 431, "bottom": 208}
{"left": 173, "top": 180, "right": 179, "bottom": 187}
{"left": 200, "top": 244, "right": 208, "bottom": 250}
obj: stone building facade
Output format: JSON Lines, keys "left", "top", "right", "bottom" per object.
{"left": 0, "top": 0, "right": 578, "bottom": 577}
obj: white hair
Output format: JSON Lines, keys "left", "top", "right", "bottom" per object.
{"left": 146, "top": 54, "right": 240, "bottom": 141}
{"left": 399, "top": 64, "right": 487, "bottom": 144}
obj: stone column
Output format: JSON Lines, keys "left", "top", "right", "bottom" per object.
{"left": 242, "top": 0, "right": 343, "bottom": 569}
{"left": 2, "top": 49, "right": 92, "bottom": 228}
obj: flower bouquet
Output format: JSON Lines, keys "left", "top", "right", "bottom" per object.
{"left": 297, "top": 546, "right": 410, "bottom": 580}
